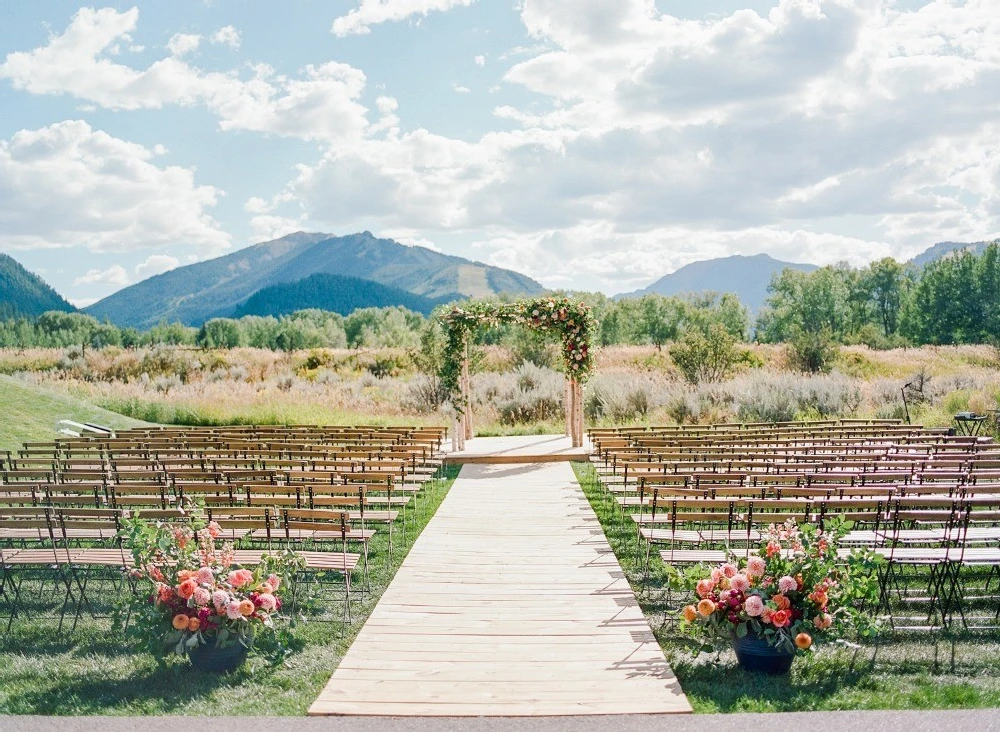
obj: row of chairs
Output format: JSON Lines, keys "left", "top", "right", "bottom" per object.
{"left": 0, "top": 424, "right": 448, "bottom": 632}
{"left": 589, "top": 421, "right": 1000, "bottom": 631}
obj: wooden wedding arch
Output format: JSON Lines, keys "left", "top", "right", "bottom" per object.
{"left": 440, "top": 298, "right": 596, "bottom": 450}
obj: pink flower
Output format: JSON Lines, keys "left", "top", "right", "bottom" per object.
{"left": 227, "top": 569, "right": 254, "bottom": 588}
{"left": 721, "top": 563, "right": 738, "bottom": 578}
{"left": 267, "top": 574, "right": 281, "bottom": 590}
{"left": 207, "top": 521, "right": 221, "bottom": 538}
{"left": 710, "top": 567, "right": 724, "bottom": 583}
{"left": 814, "top": 613, "right": 834, "bottom": 630}
{"left": 193, "top": 588, "right": 211, "bottom": 606}
{"left": 258, "top": 593, "right": 277, "bottom": 612}
{"left": 744, "top": 595, "right": 765, "bottom": 617}
{"left": 730, "top": 574, "right": 751, "bottom": 593}
{"left": 196, "top": 567, "right": 214, "bottom": 585}
{"left": 719, "top": 590, "right": 732, "bottom": 605}
{"left": 746, "top": 556, "right": 766, "bottom": 577}
{"left": 696, "top": 579, "right": 716, "bottom": 599}
{"left": 212, "top": 590, "right": 229, "bottom": 609}
{"left": 226, "top": 601, "right": 243, "bottom": 620}
{"left": 778, "top": 575, "right": 797, "bottom": 594}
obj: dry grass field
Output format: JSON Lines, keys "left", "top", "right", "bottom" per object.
{"left": 0, "top": 343, "right": 996, "bottom": 440}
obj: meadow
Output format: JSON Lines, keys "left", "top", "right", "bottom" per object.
{"left": 0, "top": 342, "right": 997, "bottom": 452}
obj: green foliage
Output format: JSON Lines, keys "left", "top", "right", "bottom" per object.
{"left": 0, "top": 253, "right": 75, "bottom": 319}
{"left": 235, "top": 272, "right": 447, "bottom": 318}
{"left": 439, "top": 297, "right": 596, "bottom": 415}
{"left": 669, "top": 323, "right": 743, "bottom": 384}
{"left": 788, "top": 327, "right": 838, "bottom": 373}
{"left": 344, "top": 306, "right": 424, "bottom": 349}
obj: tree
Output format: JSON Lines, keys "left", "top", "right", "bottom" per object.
{"left": 860, "top": 258, "right": 906, "bottom": 337}
{"left": 197, "top": 319, "right": 244, "bottom": 349}
{"left": 637, "top": 294, "right": 685, "bottom": 349}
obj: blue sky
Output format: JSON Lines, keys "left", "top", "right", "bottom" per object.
{"left": 0, "top": 0, "right": 996, "bottom": 306}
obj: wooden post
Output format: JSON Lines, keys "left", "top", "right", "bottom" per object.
{"left": 570, "top": 378, "right": 584, "bottom": 448}
{"left": 461, "top": 343, "right": 473, "bottom": 441}
{"left": 564, "top": 377, "right": 572, "bottom": 436}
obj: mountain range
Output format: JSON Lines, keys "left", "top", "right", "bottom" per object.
{"left": 0, "top": 236, "right": 995, "bottom": 327}
{"left": 85, "top": 231, "right": 545, "bottom": 328}
{"left": 619, "top": 253, "right": 818, "bottom": 313}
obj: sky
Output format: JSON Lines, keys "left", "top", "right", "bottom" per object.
{"left": 1, "top": 0, "right": 998, "bottom": 307}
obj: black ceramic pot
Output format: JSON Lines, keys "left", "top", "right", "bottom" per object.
{"left": 188, "top": 641, "right": 250, "bottom": 672}
{"left": 731, "top": 634, "right": 795, "bottom": 675}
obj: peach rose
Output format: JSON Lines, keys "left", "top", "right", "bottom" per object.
{"left": 772, "top": 594, "right": 791, "bottom": 611}
{"left": 682, "top": 605, "right": 698, "bottom": 622}
{"left": 177, "top": 578, "right": 198, "bottom": 600}
{"left": 172, "top": 614, "right": 189, "bottom": 631}
{"left": 239, "top": 599, "right": 255, "bottom": 617}
{"left": 187, "top": 616, "right": 201, "bottom": 632}
{"left": 771, "top": 609, "right": 791, "bottom": 628}
{"left": 696, "top": 579, "right": 716, "bottom": 599}
{"left": 697, "top": 598, "right": 717, "bottom": 617}
{"left": 813, "top": 613, "right": 833, "bottom": 630}
{"left": 795, "top": 632, "right": 812, "bottom": 649}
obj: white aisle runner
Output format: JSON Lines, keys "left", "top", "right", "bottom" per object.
{"left": 309, "top": 462, "right": 691, "bottom": 716}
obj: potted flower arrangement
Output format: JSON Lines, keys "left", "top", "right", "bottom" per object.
{"left": 120, "top": 508, "right": 303, "bottom": 672}
{"left": 678, "top": 518, "right": 882, "bottom": 674}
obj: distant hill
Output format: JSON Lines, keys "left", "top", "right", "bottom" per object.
{"left": 909, "top": 240, "right": 994, "bottom": 268}
{"left": 234, "top": 273, "right": 454, "bottom": 318}
{"left": 86, "top": 231, "right": 545, "bottom": 328}
{"left": 618, "top": 253, "right": 818, "bottom": 313}
{"left": 0, "top": 254, "right": 75, "bottom": 319}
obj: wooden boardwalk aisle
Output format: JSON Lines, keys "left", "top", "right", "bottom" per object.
{"left": 309, "top": 461, "right": 691, "bottom": 716}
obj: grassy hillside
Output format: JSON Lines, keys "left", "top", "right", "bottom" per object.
{"left": 0, "top": 374, "right": 150, "bottom": 453}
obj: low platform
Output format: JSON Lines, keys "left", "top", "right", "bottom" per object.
{"left": 443, "top": 434, "right": 590, "bottom": 464}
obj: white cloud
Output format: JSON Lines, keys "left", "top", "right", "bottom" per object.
{"left": 332, "top": 0, "right": 474, "bottom": 37}
{"left": 134, "top": 254, "right": 180, "bottom": 279}
{"left": 0, "top": 8, "right": 371, "bottom": 144}
{"left": 0, "top": 120, "right": 230, "bottom": 255}
{"left": 210, "top": 25, "right": 241, "bottom": 49}
{"left": 474, "top": 54, "right": 485, "bottom": 66}
{"left": 166, "top": 33, "right": 201, "bottom": 57}
{"left": 453, "top": 83, "right": 471, "bottom": 93}
{"left": 74, "top": 265, "right": 129, "bottom": 287}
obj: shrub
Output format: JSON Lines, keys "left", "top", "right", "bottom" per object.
{"left": 670, "top": 324, "right": 742, "bottom": 384}
{"left": 787, "top": 328, "right": 837, "bottom": 373}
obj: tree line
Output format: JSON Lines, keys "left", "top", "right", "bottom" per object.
{"left": 0, "top": 243, "right": 996, "bottom": 356}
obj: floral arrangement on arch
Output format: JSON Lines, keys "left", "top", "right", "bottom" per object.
{"left": 119, "top": 507, "right": 304, "bottom": 661}
{"left": 678, "top": 519, "right": 882, "bottom": 655}
{"left": 439, "top": 296, "right": 596, "bottom": 415}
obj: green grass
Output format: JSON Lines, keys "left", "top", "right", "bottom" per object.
{"left": 0, "top": 466, "right": 460, "bottom": 715}
{"left": 571, "top": 461, "right": 1000, "bottom": 713}
{"left": 0, "top": 374, "right": 151, "bottom": 454}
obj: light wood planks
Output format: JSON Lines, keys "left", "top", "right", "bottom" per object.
{"left": 443, "top": 434, "right": 590, "bottom": 464}
{"left": 309, "top": 460, "right": 691, "bottom": 717}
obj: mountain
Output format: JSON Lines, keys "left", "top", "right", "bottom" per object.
{"left": 233, "top": 273, "right": 453, "bottom": 318}
{"left": 909, "top": 240, "right": 994, "bottom": 268}
{"left": 86, "top": 231, "right": 546, "bottom": 328}
{"left": 618, "top": 253, "right": 818, "bottom": 313}
{"left": 0, "top": 254, "right": 75, "bottom": 319}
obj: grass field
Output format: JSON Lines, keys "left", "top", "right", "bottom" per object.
{"left": 0, "top": 374, "right": 150, "bottom": 454}
{"left": 572, "top": 462, "right": 1000, "bottom": 713}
